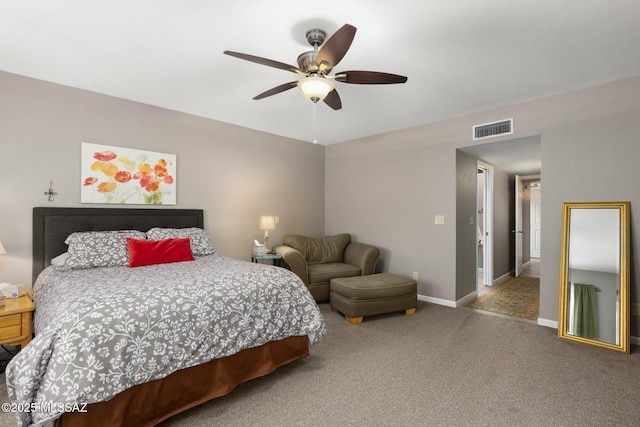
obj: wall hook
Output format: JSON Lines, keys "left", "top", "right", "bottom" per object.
{"left": 44, "top": 180, "right": 58, "bottom": 202}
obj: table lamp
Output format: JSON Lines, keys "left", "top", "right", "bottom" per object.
{"left": 259, "top": 216, "right": 276, "bottom": 248}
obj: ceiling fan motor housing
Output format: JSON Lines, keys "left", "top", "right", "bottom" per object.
{"left": 298, "top": 28, "right": 327, "bottom": 73}
{"left": 297, "top": 51, "right": 319, "bottom": 73}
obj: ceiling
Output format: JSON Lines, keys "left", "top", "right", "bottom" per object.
{"left": 1, "top": 1, "right": 640, "bottom": 146}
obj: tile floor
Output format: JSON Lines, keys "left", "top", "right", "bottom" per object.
{"left": 477, "top": 258, "right": 540, "bottom": 296}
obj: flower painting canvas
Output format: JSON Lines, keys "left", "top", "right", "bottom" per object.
{"left": 81, "top": 142, "right": 176, "bottom": 205}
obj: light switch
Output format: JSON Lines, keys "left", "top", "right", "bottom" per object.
{"left": 435, "top": 215, "right": 445, "bottom": 225}
{"left": 470, "top": 216, "right": 475, "bottom": 225}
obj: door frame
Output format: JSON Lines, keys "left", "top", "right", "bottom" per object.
{"left": 477, "top": 161, "right": 494, "bottom": 287}
{"left": 529, "top": 182, "right": 541, "bottom": 258}
{"left": 514, "top": 175, "right": 524, "bottom": 277}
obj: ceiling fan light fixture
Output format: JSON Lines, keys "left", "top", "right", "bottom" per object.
{"left": 297, "top": 76, "right": 334, "bottom": 103}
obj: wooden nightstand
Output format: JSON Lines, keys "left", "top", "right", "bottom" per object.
{"left": 0, "top": 295, "right": 35, "bottom": 349}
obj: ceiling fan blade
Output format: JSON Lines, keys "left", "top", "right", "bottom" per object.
{"left": 323, "top": 89, "right": 342, "bottom": 110}
{"left": 335, "top": 70, "right": 408, "bottom": 84}
{"left": 224, "top": 51, "right": 303, "bottom": 74}
{"left": 253, "top": 81, "right": 298, "bottom": 100}
{"left": 315, "top": 24, "right": 356, "bottom": 72}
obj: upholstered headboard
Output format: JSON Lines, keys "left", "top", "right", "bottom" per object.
{"left": 32, "top": 207, "right": 204, "bottom": 283}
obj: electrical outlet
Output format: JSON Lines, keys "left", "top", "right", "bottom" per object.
{"left": 435, "top": 215, "right": 445, "bottom": 225}
{"left": 633, "top": 303, "right": 640, "bottom": 316}
{"left": 412, "top": 271, "right": 418, "bottom": 280}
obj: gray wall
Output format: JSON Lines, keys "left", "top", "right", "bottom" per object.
{"left": 0, "top": 71, "right": 325, "bottom": 286}
{"left": 3, "top": 69, "right": 640, "bottom": 335}
{"left": 326, "top": 75, "right": 640, "bottom": 335}
{"left": 492, "top": 167, "right": 511, "bottom": 279}
{"left": 456, "top": 150, "right": 477, "bottom": 299}
{"left": 325, "top": 139, "right": 457, "bottom": 301}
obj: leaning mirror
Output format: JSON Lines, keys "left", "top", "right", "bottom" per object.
{"left": 558, "top": 201, "right": 630, "bottom": 353}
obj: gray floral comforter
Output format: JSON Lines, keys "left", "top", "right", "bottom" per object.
{"left": 6, "top": 254, "right": 326, "bottom": 426}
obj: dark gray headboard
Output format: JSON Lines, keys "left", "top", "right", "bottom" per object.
{"left": 32, "top": 207, "right": 204, "bottom": 283}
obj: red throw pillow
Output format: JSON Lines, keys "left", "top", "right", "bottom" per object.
{"left": 126, "top": 237, "right": 195, "bottom": 267}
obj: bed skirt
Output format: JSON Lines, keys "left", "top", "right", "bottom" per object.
{"left": 54, "top": 335, "right": 310, "bottom": 427}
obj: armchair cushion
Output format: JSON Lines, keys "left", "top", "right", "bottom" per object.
{"left": 283, "top": 233, "right": 351, "bottom": 264}
{"left": 308, "top": 263, "right": 361, "bottom": 285}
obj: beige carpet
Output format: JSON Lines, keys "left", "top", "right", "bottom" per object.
{"left": 2, "top": 302, "right": 640, "bottom": 426}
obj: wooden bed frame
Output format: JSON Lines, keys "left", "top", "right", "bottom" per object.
{"left": 31, "top": 207, "right": 310, "bottom": 427}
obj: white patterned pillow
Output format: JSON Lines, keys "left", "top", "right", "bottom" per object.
{"left": 146, "top": 227, "right": 215, "bottom": 256}
{"left": 58, "top": 230, "right": 146, "bottom": 270}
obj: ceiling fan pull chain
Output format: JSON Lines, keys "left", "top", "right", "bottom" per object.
{"left": 312, "top": 102, "right": 318, "bottom": 144}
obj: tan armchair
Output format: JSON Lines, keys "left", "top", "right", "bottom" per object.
{"left": 273, "top": 233, "right": 380, "bottom": 302}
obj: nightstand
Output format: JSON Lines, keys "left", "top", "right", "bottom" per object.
{"left": 252, "top": 252, "right": 283, "bottom": 267}
{"left": 0, "top": 295, "right": 35, "bottom": 349}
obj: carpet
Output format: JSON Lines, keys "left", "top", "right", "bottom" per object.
{"left": 4, "top": 301, "right": 640, "bottom": 426}
{"left": 465, "top": 275, "right": 539, "bottom": 320}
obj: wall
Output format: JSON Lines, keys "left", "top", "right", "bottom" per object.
{"left": 325, "top": 75, "right": 640, "bottom": 335}
{"left": 325, "top": 137, "right": 457, "bottom": 302}
{"left": 492, "top": 167, "right": 511, "bottom": 280}
{"left": 0, "top": 71, "right": 325, "bottom": 286}
{"left": 455, "top": 150, "right": 477, "bottom": 300}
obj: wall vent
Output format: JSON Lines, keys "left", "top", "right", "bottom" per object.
{"left": 473, "top": 118, "right": 513, "bottom": 140}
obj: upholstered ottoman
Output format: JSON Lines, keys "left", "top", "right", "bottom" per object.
{"left": 330, "top": 273, "right": 417, "bottom": 324}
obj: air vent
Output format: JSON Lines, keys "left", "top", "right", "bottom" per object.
{"left": 473, "top": 118, "right": 513, "bottom": 140}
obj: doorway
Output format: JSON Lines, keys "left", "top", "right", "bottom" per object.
{"left": 458, "top": 135, "right": 542, "bottom": 318}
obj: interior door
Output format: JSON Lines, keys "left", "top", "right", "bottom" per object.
{"left": 514, "top": 175, "right": 524, "bottom": 277}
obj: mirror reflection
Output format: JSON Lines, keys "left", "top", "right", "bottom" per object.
{"left": 558, "top": 202, "right": 630, "bottom": 353}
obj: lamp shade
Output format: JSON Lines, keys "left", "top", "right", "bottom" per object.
{"left": 0, "top": 241, "right": 6, "bottom": 255}
{"left": 259, "top": 216, "right": 276, "bottom": 231}
{"left": 297, "top": 76, "right": 334, "bottom": 102}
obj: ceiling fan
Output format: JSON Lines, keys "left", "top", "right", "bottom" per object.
{"left": 223, "top": 24, "right": 408, "bottom": 110}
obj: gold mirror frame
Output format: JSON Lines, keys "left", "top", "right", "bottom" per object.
{"left": 558, "top": 201, "right": 630, "bottom": 353}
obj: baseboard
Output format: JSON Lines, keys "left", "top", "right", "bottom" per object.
{"left": 631, "top": 336, "right": 640, "bottom": 346}
{"left": 456, "top": 291, "right": 477, "bottom": 307}
{"left": 537, "top": 317, "right": 557, "bottom": 329}
{"left": 493, "top": 271, "right": 511, "bottom": 285}
{"left": 417, "top": 293, "right": 456, "bottom": 308}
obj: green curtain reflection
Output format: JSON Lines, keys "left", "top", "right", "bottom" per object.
{"left": 573, "top": 283, "right": 598, "bottom": 339}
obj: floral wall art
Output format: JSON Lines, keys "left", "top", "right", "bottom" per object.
{"left": 81, "top": 142, "right": 176, "bottom": 205}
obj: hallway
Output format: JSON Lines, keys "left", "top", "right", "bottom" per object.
{"left": 478, "top": 258, "right": 539, "bottom": 296}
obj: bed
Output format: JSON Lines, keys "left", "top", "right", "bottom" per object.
{"left": 6, "top": 207, "right": 326, "bottom": 427}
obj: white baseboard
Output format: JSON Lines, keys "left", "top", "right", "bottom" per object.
{"left": 456, "top": 291, "right": 477, "bottom": 307}
{"left": 417, "top": 293, "right": 456, "bottom": 308}
{"left": 493, "top": 272, "right": 511, "bottom": 285}
{"left": 537, "top": 317, "right": 557, "bottom": 329}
